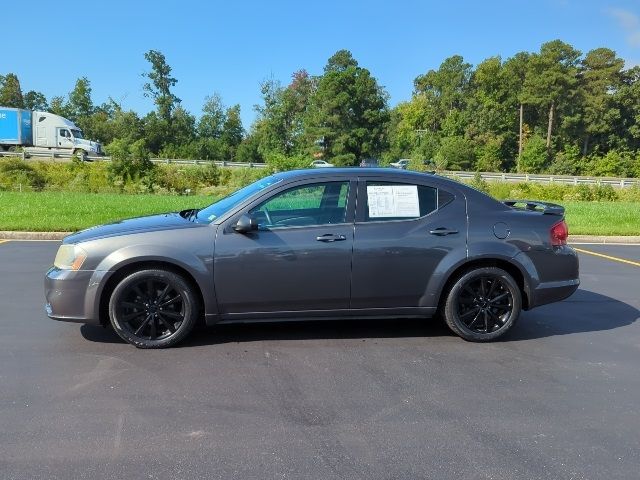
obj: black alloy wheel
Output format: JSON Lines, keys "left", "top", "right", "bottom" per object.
{"left": 443, "top": 267, "right": 521, "bottom": 342}
{"left": 109, "top": 269, "right": 198, "bottom": 348}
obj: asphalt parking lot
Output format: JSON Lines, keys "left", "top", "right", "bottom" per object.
{"left": 0, "top": 241, "right": 638, "bottom": 480}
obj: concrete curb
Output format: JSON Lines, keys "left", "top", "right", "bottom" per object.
{"left": 569, "top": 235, "right": 640, "bottom": 244}
{"left": 2, "top": 231, "right": 640, "bottom": 244}
{"left": 0, "top": 231, "right": 70, "bottom": 240}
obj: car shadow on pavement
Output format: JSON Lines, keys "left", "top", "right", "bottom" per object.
{"left": 503, "top": 289, "right": 638, "bottom": 341}
{"left": 80, "top": 289, "right": 638, "bottom": 347}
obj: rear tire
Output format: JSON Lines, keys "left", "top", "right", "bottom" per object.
{"left": 443, "top": 267, "right": 521, "bottom": 342}
{"left": 108, "top": 269, "right": 199, "bottom": 349}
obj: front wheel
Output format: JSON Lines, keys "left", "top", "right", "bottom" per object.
{"left": 443, "top": 267, "right": 521, "bottom": 342}
{"left": 108, "top": 269, "right": 199, "bottom": 348}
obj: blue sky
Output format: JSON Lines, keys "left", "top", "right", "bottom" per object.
{"left": 3, "top": 0, "right": 640, "bottom": 128}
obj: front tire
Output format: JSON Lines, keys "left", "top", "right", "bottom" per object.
{"left": 443, "top": 267, "right": 521, "bottom": 342}
{"left": 108, "top": 269, "right": 199, "bottom": 348}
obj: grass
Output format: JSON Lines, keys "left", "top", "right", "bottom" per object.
{"left": 0, "top": 192, "right": 214, "bottom": 232}
{"left": 0, "top": 191, "right": 638, "bottom": 235}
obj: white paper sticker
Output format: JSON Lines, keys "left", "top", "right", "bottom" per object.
{"left": 367, "top": 185, "right": 420, "bottom": 218}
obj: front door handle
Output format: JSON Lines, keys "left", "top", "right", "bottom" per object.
{"left": 316, "top": 233, "right": 347, "bottom": 242}
{"left": 429, "top": 227, "right": 459, "bottom": 236}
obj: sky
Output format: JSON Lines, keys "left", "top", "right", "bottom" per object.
{"left": 3, "top": 0, "right": 640, "bottom": 129}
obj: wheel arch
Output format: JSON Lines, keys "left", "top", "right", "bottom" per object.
{"left": 436, "top": 257, "right": 532, "bottom": 312}
{"left": 97, "top": 260, "right": 207, "bottom": 326}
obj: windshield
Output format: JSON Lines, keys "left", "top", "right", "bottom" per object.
{"left": 71, "top": 129, "right": 84, "bottom": 139}
{"left": 196, "top": 175, "right": 282, "bottom": 223}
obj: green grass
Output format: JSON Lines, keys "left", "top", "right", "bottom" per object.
{"left": 0, "top": 191, "right": 638, "bottom": 235}
{"left": 0, "top": 192, "right": 214, "bottom": 232}
{"left": 563, "top": 201, "right": 640, "bottom": 235}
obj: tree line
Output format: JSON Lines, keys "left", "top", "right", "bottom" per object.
{"left": 2, "top": 40, "right": 640, "bottom": 177}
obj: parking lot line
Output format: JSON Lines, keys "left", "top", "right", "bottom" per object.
{"left": 574, "top": 247, "right": 640, "bottom": 268}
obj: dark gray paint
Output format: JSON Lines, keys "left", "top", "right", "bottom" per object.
{"left": 44, "top": 168, "right": 579, "bottom": 327}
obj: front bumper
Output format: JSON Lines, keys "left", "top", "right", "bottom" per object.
{"left": 44, "top": 267, "right": 106, "bottom": 325}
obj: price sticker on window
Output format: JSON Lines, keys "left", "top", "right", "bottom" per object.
{"left": 367, "top": 185, "right": 420, "bottom": 218}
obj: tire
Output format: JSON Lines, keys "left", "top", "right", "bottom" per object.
{"left": 73, "top": 149, "right": 87, "bottom": 160}
{"left": 108, "top": 269, "right": 199, "bottom": 348}
{"left": 443, "top": 267, "right": 521, "bottom": 342}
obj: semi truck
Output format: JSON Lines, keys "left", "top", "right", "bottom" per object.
{"left": 0, "top": 107, "right": 103, "bottom": 158}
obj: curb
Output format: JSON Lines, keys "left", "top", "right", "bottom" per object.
{"left": 2, "top": 231, "right": 640, "bottom": 244}
{"left": 0, "top": 231, "right": 70, "bottom": 240}
{"left": 569, "top": 235, "right": 640, "bottom": 244}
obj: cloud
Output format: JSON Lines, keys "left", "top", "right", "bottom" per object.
{"left": 608, "top": 7, "right": 640, "bottom": 47}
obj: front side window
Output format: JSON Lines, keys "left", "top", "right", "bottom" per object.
{"left": 59, "top": 129, "right": 69, "bottom": 138}
{"left": 364, "top": 181, "right": 437, "bottom": 222}
{"left": 250, "top": 181, "right": 349, "bottom": 228}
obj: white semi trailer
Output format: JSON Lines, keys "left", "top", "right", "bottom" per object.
{"left": 0, "top": 107, "right": 103, "bottom": 158}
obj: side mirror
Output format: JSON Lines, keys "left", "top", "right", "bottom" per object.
{"left": 233, "top": 213, "right": 258, "bottom": 233}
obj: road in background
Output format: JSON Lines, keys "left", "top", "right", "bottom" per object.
{"left": 0, "top": 242, "right": 638, "bottom": 479}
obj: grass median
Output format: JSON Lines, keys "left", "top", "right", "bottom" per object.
{"left": 0, "top": 191, "right": 638, "bottom": 235}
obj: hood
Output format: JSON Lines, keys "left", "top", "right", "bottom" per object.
{"left": 76, "top": 138, "right": 101, "bottom": 148}
{"left": 64, "top": 212, "right": 205, "bottom": 244}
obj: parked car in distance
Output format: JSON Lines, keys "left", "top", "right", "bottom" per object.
{"left": 45, "top": 168, "right": 579, "bottom": 349}
{"left": 359, "top": 158, "right": 379, "bottom": 167}
{"left": 390, "top": 159, "right": 410, "bottom": 169}
{"left": 310, "top": 159, "right": 334, "bottom": 168}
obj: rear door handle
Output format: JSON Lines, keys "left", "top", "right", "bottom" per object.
{"left": 429, "top": 227, "right": 459, "bottom": 236}
{"left": 316, "top": 233, "right": 347, "bottom": 242}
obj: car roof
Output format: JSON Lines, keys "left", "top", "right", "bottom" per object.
{"left": 271, "top": 168, "right": 503, "bottom": 207}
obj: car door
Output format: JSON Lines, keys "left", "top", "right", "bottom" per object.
{"left": 213, "top": 178, "right": 356, "bottom": 316}
{"left": 350, "top": 176, "right": 467, "bottom": 310}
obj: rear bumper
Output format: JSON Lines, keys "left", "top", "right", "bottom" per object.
{"left": 529, "top": 278, "right": 580, "bottom": 308}
{"left": 44, "top": 267, "right": 106, "bottom": 325}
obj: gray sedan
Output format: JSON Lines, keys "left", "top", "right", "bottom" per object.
{"left": 45, "top": 169, "right": 579, "bottom": 348}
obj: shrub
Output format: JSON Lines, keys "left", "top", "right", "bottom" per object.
{"left": 434, "top": 136, "right": 475, "bottom": 171}
{"left": 518, "top": 135, "right": 547, "bottom": 173}
{"left": 0, "top": 159, "right": 46, "bottom": 191}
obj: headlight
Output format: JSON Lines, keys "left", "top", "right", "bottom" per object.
{"left": 54, "top": 245, "right": 88, "bottom": 271}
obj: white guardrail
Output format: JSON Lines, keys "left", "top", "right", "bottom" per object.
{"left": 1, "top": 150, "right": 639, "bottom": 188}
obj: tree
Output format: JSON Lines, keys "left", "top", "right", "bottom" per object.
{"left": 221, "top": 104, "right": 244, "bottom": 158}
{"left": 142, "top": 50, "right": 180, "bottom": 123}
{"left": 0, "top": 73, "right": 24, "bottom": 108}
{"left": 579, "top": 48, "right": 624, "bottom": 155}
{"left": 67, "top": 77, "right": 94, "bottom": 123}
{"left": 522, "top": 40, "right": 581, "bottom": 151}
{"left": 305, "top": 50, "right": 389, "bottom": 164}
{"left": 198, "top": 93, "right": 225, "bottom": 138}
{"left": 23, "top": 91, "right": 48, "bottom": 110}
{"left": 254, "top": 70, "right": 315, "bottom": 156}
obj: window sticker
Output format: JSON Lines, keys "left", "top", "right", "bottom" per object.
{"left": 367, "top": 185, "right": 420, "bottom": 218}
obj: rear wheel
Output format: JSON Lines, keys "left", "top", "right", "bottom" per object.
{"left": 108, "top": 269, "right": 199, "bottom": 348}
{"left": 443, "top": 267, "right": 521, "bottom": 342}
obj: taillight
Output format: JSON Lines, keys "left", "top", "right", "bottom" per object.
{"left": 550, "top": 220, "right": 568, "bottom": 246}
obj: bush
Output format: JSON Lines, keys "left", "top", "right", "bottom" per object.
{"left": 434, "top": 136, "right": 475, "bottom": 171}
{"left": 106, "top": 138, "right": 154, "bottom": 184}
{"left": 265, "top": 152, "right": 311, "bottom": 172}
{"left": 518, "top": 135, "right": 547, "bottom": 173}
{"left": 547, "top": 144, "right": 581, "bottom": 175}
{"left": 0, "top": 159, "right": 46, "bottom": 191}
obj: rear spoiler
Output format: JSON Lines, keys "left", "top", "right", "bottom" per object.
{"left": 503, "top": 200, "right": 565, "bottom": 216}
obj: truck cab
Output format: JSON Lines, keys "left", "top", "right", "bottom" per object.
{"left": 33, "top": 111, "right": 103, "bottom": 156}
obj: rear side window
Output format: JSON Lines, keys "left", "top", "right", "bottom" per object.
{"left": 364, "top": 181, "right": 438, "bottom": 222}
